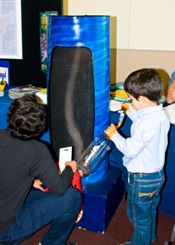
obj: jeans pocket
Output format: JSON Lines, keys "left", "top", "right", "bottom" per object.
{"left": 138, "top": 182, "right": 161, "bottom": 204}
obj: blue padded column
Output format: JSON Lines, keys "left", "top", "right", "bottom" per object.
{"left": 47, "top": 16, "right": 110, "bottom": 184}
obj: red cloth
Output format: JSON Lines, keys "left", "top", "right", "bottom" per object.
{"left": 71, "top": 171, "right": 82, "bottom": 192}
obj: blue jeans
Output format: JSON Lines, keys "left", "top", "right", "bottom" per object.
{"left": 0, "top": 188, "right": 81, "bottom": 245}
{"left": 127, "top": 170, "right": 164, "bottom": 245}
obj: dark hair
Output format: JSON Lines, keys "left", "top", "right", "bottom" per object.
{"left": 8, "top": 94, "right": 46, "bottom": 140}
{"left": 124, "top": 68, "right": 163, "bottom": 101}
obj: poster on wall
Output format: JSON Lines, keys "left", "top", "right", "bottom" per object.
{"left": 0, "top": 0, "right": 22, "bottom": 59}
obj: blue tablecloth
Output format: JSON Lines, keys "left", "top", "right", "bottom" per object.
{"left": 0, "top": 91, "right": 11, "bottom": 130}
{"left": 159, "top": 124, "right": 175, "bottom": 217}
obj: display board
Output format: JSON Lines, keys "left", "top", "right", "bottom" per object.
{"left": 0, "top": 0, "right": 62, "bottom": 87}
{"left": 0, "top": 0, "right": 22, "bottom": 59}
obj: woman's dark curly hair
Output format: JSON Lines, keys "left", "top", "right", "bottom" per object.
{"left": 124, "top": 68, "right": 163, "bottom": 102}
{"left": 8, "top": 94, "right": 46, "bottom": 140}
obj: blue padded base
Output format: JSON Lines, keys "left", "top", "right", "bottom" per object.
{"left": 76, "top": 165, "right": 125, "bottom": 233}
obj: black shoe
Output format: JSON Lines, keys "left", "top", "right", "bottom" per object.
{"left": 66, "top": 241, "right": 78, "bottom": 245}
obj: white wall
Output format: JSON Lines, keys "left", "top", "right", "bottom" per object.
{"left": 66, "top": 0, "right": 175, "bottom": 51}
{"left": 64, "top": 0, "right": 175, "bottom": 92}
{"left": 129, "top": 0, "right": 175, "bottom": 51}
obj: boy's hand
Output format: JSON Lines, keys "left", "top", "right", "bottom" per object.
{"left": 126, "top": 103, "right": 133, "bottom": 113}
{"left": 65, "top": 160, "right": 78, "bottom": 172}
{"left": 33, "top": 179, "right": 46, "bottom": 192}
{"left": 104, "top": 124, "right": 118, "bottom": 138}
{"left": 121, "top": 102, "right": 129, "bottom": 111}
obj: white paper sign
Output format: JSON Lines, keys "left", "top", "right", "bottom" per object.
{"left": 59, "top": 146, "right": 72, "bottom": 173}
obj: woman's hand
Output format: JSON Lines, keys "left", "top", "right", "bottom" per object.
{"left": 65, "top": 160, "right": 78, "bottom": 172}
{"left": 33, "top": 179, "right": 46, "bottom": 192}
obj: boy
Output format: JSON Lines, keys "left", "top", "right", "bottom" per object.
{"left": 105, "top": 68, "right": 170, "bottom": 245}
{"left": 0, "top": 94, "right": 81, "bottom": 245}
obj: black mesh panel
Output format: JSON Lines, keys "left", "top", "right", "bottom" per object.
{"left": 48, "top": 46, "right": 94, "bottom": 160}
